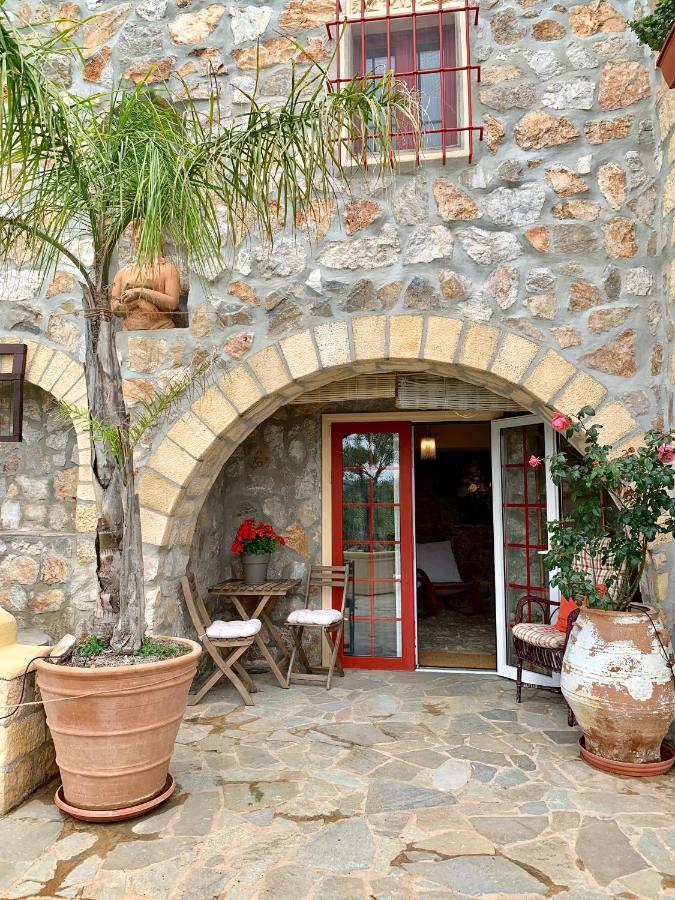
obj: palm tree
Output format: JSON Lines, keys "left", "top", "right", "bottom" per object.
{"left": 0, "top": 9, "right": 415, "bottom": 652}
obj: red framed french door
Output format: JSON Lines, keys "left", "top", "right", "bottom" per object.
{"left": 491, "top": 415, "right": 559, "bottom": 686}
{"left": 331, "top": 422, "right": 416, "bottom": 670}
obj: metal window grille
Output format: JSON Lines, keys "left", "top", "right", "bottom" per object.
{"left": 327, "top": 0, "right": 483, "bottom": 164}
{"left": 0, "top": 344, "right": 27, "bottom": 442}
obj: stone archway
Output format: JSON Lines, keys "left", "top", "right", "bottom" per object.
{"left": 0, "top": 336, "right": 94, "bottom": 536}
{"left": 139, "top": 315, "right": 640, "bottom": 585}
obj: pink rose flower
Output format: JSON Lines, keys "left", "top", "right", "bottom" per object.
{"left": 551, "top": 413, "right": 571, "bottom": 432}
{"left": 657, "top": 443, "right": 674, "bottom": 464}
{"left": 528, "top": 455, "right": 542, "bottom": 468}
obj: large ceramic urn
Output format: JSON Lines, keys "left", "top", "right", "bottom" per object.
{"left": 561, "top": 607, "right": 675, "bottom": 764}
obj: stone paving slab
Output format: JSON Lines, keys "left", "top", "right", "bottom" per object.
{"left": 2, "top": 670, "right": 675, "bottom": 899}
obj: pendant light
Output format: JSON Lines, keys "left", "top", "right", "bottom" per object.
{"left": 420, "top": 431, "right": 436, "bottom": 461}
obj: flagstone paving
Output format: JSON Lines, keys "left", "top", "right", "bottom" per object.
{"left": 2, "top": 670, "right": 675, "bottom": 899}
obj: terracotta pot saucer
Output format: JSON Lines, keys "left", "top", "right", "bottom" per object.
{"left": 54, "top": 773, "right": 176, "bottom": 823}
{"left": 579, "top": 737, "right": 675, "bottom": 777}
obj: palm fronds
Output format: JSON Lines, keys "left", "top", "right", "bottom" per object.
{"left": 0, "top": 11, "right": 417, "bottom": 289}
{"left": 58, "top": 357, "right": 213, "bottom": 477}
{"left": 195, "top": 58, "right": 417, "bottom": 246}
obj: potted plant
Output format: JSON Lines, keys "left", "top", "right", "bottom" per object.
{"left": 630, "top": 0, "right": 675, "bottom": 88}
{"left": 0, "top": 11, "right": 414, "bottom": 818}
{"left": 232, "top": 519, "right": 286, "bottom": 585}
{"left": 530, "top": 409, "right": 675, "bottom": 775}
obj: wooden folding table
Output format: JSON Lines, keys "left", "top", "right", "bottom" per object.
{"left": 208, "top": 579, "right": 299, "bottom": 689}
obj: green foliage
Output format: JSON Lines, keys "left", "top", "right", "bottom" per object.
{"left": 73, "top": 635, "right": 185, "bottom": 660}
{"left": 74, "top": 635, "right": 107, "bottom": 657}
{"left": 630, "top": 0, "right": 675, "bottom": 52}
{"left": 0, "top": 10, "right": 417, "bottom": 289}
{"left": 240, "top": 536, "right": 281, "bottom": 555}
{"left": 136, "top": 639, "right": 186, "bottom": 659}
{"left": 542, "top": 409, "right": 675, "bottom": 611}
{"left": 57, "top": 360, "right": 212, "bottom": 478}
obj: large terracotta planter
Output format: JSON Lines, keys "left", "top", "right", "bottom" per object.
{"left": 561, "top": 608, "right": 675, "bottom": 764}
{"left": 35, "top": 637, "right": 201, "bottom": 811}
{"left": 657, "top": 23, "right": 675, "bottom": 89}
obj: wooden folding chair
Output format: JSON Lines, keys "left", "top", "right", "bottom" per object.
{"left": 181, "top": 572, "right": 260, "bottom": 706}
{"left": 285, "top": 564, "right": 350, "bottom": 690}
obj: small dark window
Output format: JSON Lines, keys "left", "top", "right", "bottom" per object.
{"left": 0, "top": 344, "right": 27, "bottom": 442}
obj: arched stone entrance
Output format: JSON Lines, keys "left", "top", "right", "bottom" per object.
{"left": 0, "top": 336, "right": 97, "bottom": 635}
{"left": 0, "top": 336, "right": 94, "bottom": 534}
{"left": 137, "top": 315, "right": 640, "bottom": 632}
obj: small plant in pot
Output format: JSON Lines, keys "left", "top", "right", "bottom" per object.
{"left": 630, "top": 0, "right": 675, "bottom": 88}
{"left": 0, "top": 11, "right": 414, "bottom": 818}
{"left": 532, "top": 408, "right": 675, "bottom": 775}
{"left": 232, "top": 520, "right": 286, "bottom": 585}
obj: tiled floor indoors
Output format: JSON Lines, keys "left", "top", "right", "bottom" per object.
{"left": 2, "top": 670, "right": 674, "bottom": 899}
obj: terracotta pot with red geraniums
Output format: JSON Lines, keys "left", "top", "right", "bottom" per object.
{"left": 630, "top": 2, "right": 675, "bottom": 88}
{"left": 530, "top": 408, "right": 675, "bottom": 776}
{"left": 232, "top": 519, "right": 286, "bottom": 584}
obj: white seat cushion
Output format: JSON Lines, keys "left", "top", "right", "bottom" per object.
{"left": 206, "top": 618, "right": 261, "bottom": 640}
{"left": 287, "top": 608, "right": 343, "bottom": 627}
{"left": 416, "top": 540, "right": 461, "bottom": 584}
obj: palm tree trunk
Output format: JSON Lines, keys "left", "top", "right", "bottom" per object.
{"left": 114, "top": 437, "right": 145, "bottom": 653}
{"left": 84, "top": 289, "right": 144, "bottom": 651}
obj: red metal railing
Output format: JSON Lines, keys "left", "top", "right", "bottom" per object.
{"left": 327, "top": 0, "right": 483, "bottom": 164}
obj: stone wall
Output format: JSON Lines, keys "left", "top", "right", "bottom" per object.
{"left": 0, "top": 0, "right": 673, "bottom": 631}
{"left": 2, "top": 0, "right": 666, "bottom": 429}
{"left": 188, "top": 398, "right": 396, "bottom": 633}
{"left": 0, "top": 671, "right": 57, "bottom": 814}
{"left": 0, "top": 384, "right": 92, "bottom": 640}
{"left": 652, "top": 83, "right": 675, "bottom": 637}
{"left": 189, "top": 403, "right": 320, "bottom": 595}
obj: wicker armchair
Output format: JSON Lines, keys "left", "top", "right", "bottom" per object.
{"left": 512, "top": 593, "right": 580, "bottom": 727}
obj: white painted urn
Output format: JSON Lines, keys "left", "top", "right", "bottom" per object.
{"left": 561, "top": 607, "right": 675, "bottom": 764}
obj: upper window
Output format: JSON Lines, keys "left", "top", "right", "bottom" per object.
{"left": 329, "top": 0, "right": 481, "bottom": 163}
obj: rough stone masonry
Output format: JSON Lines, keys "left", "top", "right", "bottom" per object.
{"left": 0, "top": 0, "right": 673, "bottom": 641}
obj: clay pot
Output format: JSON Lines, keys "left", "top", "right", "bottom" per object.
{"left": 561, "top": 607, "right": 675, "bottom": 765}
{"left": 35, "top": 637, "right": 201, "bottom": 812}
{"left": 657, "top": 23, "right": 675, "bottom": 89}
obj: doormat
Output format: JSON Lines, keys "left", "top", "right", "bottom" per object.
{"left": 418, "top": 649, "right": 497, "bottom": 670}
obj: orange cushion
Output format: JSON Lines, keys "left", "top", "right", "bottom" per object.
{"left": 555, "top": 595, "right": 579, "bottom": 633}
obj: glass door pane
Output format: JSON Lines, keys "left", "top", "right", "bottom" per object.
{"left": 332, "top": 422, "right": 415, "bottom": 669}
{"left": 492, "top": 416, "right": 558, "bottom": 684}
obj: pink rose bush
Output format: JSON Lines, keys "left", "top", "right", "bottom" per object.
{"left": 536, "top": 408, "right": 675, "bottom": 611}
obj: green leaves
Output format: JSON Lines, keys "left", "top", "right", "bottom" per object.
{"left": 57, "top": 359, "right": 211, "bottom": 478}
{"left": 630, "top": 0, "right": 675, "bottom": 51}
{"left": 542, "top": 410, "right": 675, "bottom": 611}
{"left": 0, "top": 13, "right": 417, "bottom": 292}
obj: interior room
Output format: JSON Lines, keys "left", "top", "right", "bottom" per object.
{"left": 414, "top": 422, "right": 497, "bottom": 670}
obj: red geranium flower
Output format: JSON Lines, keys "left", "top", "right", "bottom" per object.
{"left": 231, "top": 518, "right": 286, "bottom": 555}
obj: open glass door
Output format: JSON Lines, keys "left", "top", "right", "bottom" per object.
{"left": 331, "top": 422, "right": 416, "bottom": 670}
{"left": 491, "top": 415, "right": 559, "bottom": 685}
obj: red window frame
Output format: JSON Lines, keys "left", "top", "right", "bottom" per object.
{"left": 331, "top": 421, "right": 416, "bottom": 670}
{"left": 327, "top": 0, "right": 483, "bottom": 164}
